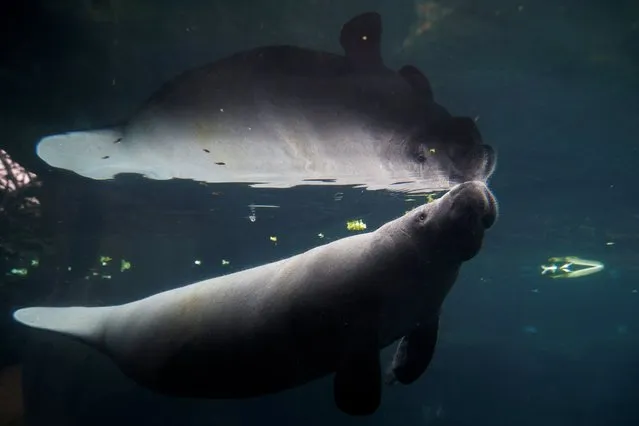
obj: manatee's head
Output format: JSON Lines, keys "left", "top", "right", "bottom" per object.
{"left": 399, "top": 116, "right": 496, "bottom": 192}
{"left": 406, "top": 180, "right": 498, "bottom": 262}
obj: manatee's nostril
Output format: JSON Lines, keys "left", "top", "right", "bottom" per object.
{"left": 447, "top": 180, "right": 482, "bottom": 201}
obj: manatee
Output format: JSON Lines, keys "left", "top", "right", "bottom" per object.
{"left": 13, "top": 180, "right": 498, "bottom": 415}
{"left": 36, "top": 12, "right": 496, "bottom": 194}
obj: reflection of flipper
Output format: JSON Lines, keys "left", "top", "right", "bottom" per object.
{"left": 442, "top": 117, "right": 483, "bottom": 147}
{"left": 36, "top": 128, "right": 159, "bottom": 180}
{"left": 398, "top": 65, "right": 434, "bottom": 101}
{"left": 334, "top": 332, "right": 381, "bottom": 416}
{"left": 340, "top": 12, "right": 383, "bottom": 71}
{"left": 388, "top": 314, "right": 439, "bottom": 384}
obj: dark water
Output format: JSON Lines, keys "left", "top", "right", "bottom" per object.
{"left": 1, "top": 1, "right": 638, "bottom": 425}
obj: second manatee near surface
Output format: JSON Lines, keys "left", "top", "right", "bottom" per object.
{"left": 36, "top": 12, "right": 496, "bottom": 194}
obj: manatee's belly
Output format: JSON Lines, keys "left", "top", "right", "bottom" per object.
{"left": 108, "top": 272, "right": 425, "bottom": 398}
{"left": 114, "top": 308, "right": 351, "bottom": 398}
{"left": 121, "top": 119, "right": 451, "bottom": 192}
{"left": 118, "top": 73, "right": 453, "bottom": 192}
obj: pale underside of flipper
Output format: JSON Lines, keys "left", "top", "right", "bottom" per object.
{"left": 36, "top": 129, "right": 170, "bottom": 180}
{"left": 13, "top": 306, "right": 112, "bottom": 344}
{"left": 388, "top": 315, "right": 440, "bottom": 385}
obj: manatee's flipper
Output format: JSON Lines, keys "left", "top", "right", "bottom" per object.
{"left": 339, "top": 12, "right": 383, "bottom": 71}
{"left": 36, "top": 128, "right": 156, "bottom": 180}
{"left": 398, "top": 65, "right": 434, "bottom": 101}
{"left": 442, "top": 117, "right": 483, "bottom": 147}
{"left": 333, "top": 336, "right": 381, "bottom": 415}
{"left": 13, "top": 306, "right": 112, "bottom": 347}
{"left": 389, "top": 315, "right": 440, "bottom": 385}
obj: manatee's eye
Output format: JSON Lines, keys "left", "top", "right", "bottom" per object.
{"left": 416, "top": 146, "right": 437, "bottom": 163}
{"left": 418, "top": 212, "right": 427, "bottom": 222}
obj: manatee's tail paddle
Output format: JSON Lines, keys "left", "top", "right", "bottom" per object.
{"left": 13, "top": 306, "right": 112, "bottom": 345}
{"left": 36, "top": 128, "right": 152, "bottom": 180}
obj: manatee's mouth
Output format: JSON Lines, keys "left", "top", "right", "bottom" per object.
{"left": 447, "top": 180, "right": 498, "bottom": 230}
{"left": 437, "top": 180, "right": 497, "bottom": 261}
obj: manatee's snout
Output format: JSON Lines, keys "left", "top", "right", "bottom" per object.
{"left": 455, "top": 145, "right": 497, "bottom": 183}
{"left": 425, "top": 180, "right": 496, "bottom": 262}
{"left": 447, "top": 180, "right": 498, "bottom": 229}
{"left": 434, "top": 117, "right": 497, "bottom": 183}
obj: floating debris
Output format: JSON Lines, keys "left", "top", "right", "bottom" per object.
{"left": 246, "top": 204, "right": 280, "bottom": 223}
{"left": 540, "top": 256, "right": 604, "bottom": 279}
{"left": 7, "top": 268, "right": 28, "bottom": 277}
{"left": 120, "top": 260, "right": 131, "bottom": 272}
{"left": 247, "top": 204, "right": 280, "bottom": 209}
{"left": 221, "top": 259, "right": 230, "bottom": 266}
{"left": 402, "top": 1, "right": 454, "bottom": 48}
{"left": 346, "top": 219, "right": 367, "bottom": 232}
{"left": 425, "top": 193, "right": 438, "bottom": 204}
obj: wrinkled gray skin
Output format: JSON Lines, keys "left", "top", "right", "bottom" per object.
{"left": 36, "top": 12, "right": 496, "bottom": 194}
{"left": 14, "top": 181, "right": 498, "bottom": 416}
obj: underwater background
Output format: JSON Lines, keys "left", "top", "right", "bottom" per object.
{"left": 1, "top": 0, "right": 638, "bottom": 425}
